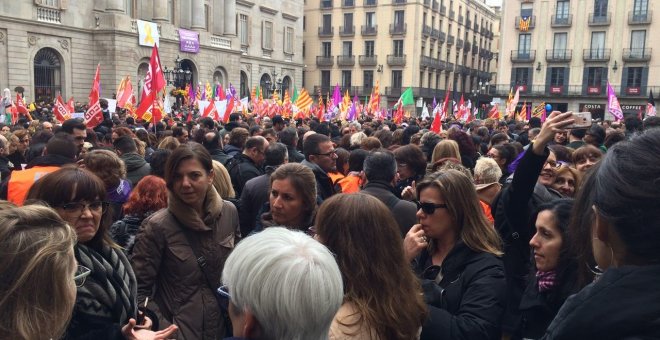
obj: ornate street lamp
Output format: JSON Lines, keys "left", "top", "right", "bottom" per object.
{"left": 163, "top": 55, "right": 192, "bottom": 88}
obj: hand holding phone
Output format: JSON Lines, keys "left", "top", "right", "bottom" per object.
{"left": 566, "top": 112, "right": 592, "bottom": 129}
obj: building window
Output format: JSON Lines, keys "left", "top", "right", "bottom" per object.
{"left": 323, "top": 14, "right": 332, "bottom": 31}
{"left": 126, "top": 0, "right": 134, "bottom": 18}
{"left": 365, "top": 41, "right": 375, "bottom": 56}
{"left": 303, "top": 16, "right": 306, "bottom": 31}
{"left": 322, "top": 42, "right": 332, "bottom": 57}
{"left": 240, "top": 71, "right": 249, "bottom": 98}
{"left": 428, "top": 71, "right": 432, "bottom": 88}
{"left": 262, "top": 21, "right": 273, "bottom": 50}
{"left": 392, "top": 70, "right": 403, "bottom": 89}
{"left": 630, "top": 30, "right": 646, "bottom": 54}
{"left": 626, "top": 67, "right": 643, "bottom": 87}
{"left": 556, "top": 0, "right": 569, "bottom": 18}
{"left": 284, "top": 27, "right": 294, "bottom": 54}
{"left": 586, "top": 67, "right": 605, "bottom": 86}
{"left": 590, "top": 31, "right": 605, "bottom": 56}
{"left": 394, "top": 10, "right": 405, "bottom": 26}
{"left": 521, "top": 3, "right": 533, "bottom": 17}
{"left": 239, "top": 14, "right": 249, "bottom": 46}
{"left": 366, "top": 12, "right": 375, "bottom": 27}
{"left": 393, "top": 40, "right": 404, "bottom": 56}
{"left": 550, "top": 67, "right": 565, "bottom": 86}
{"left": 321, "top": 71, "right": 331, "bottom": 88}
{"left": 365, "top": 0, "right": 376, "bottom": 5}
{"left": 364, "top": 71, "right": 374, "bottom": 89}
{"left": 344, "top": 13, "right": 353, "bottom": 29}
{"left": 513, "top": 67, "right": 530, "bottom": 85}
{"left": 342, "top": 71, "right": 352, "bottom": 88}
{"left": 594, "top": 0, "right": 608, "bottom": 17}
{"left": 633, "top": 0, "right": 648, "bottom": 15}
{"left": 553, "top": 33, "right": 567, "bottom": 56}
{"left": 33, "top": 47, "right": 62, "bottom": 103}
{"left": 342, "top": 41, "right": 353, "bottom": 56}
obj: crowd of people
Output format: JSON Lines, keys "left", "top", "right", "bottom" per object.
{"left": 1, "top": 106, "right": 660, "bottom": 340}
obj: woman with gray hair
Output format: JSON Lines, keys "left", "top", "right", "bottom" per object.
{"left": 219, "top": 227, "right": 343, "bottom": 340}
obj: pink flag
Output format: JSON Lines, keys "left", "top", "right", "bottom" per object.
{"left": 607, "top": 82, "right": 623, "bottom": 121}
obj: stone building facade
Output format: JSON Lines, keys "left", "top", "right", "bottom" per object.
{"left": 0, "top": 0, "right": 303, "bottom": 105}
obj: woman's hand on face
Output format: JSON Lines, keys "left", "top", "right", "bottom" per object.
{"left": 401, "top": 180, "right": 417, "bottom": 201}
{"left": 122, "top": 318, "right": 178, "bottom": 340}
{"left": 403, "top": 224, "right": 428, "bottom": 263}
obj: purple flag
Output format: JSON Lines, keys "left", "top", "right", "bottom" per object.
{"left": 332, "top": 84, "right": 342, "bottom": 108}
{"left": 200, "top": 86, "right": 206, "bottom": 101}
{"left": 607, "top": 82, "right": 624, "bottom": 121}
{"left": 189, "top": 85, "right": 196, "bottom": 104}
{"left": 432, "top": 97, "right": 437, "bottom": 111}
{"left": 229, "top": 83, "right": 237, "bottom": 99}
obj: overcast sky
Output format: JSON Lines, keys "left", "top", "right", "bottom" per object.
{"left": 486, "top": 0, "right": 502, "bottom": 6}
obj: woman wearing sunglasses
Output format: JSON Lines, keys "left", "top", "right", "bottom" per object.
{"left": 404, "top": 169, "right": 506, "bottom": 340}
{"left": 25, "top": 166, "right": 170, "bottom": 339}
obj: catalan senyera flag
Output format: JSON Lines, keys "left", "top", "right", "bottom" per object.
{"left": 531, "top": 101, "right": 546, "bottom": 118}
{"left": 116, "top": 75, "right": 133, "bottom": 109}
{"left": 487, "top": 103, "right": 500, "bottom": 119}
{"left": 368, "top": 80, "right": 380, "bottom": 113}
{"left": 518, "top": 101, "right": 527, "bottom": 122}
{"left": 519, "top": 16, "right": 531, "bottom": 32}
{"left": 295, "top": 88, "right": 313, "bottom": 112}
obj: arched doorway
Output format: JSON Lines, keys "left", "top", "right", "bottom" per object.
{"left": 33, "top": 48, "right": 62, "bottom": 103}
{"left": 213, "top": 69, "right": 225, "bottom": 86}
{"left": 240, "top": 71, "right": 249, "bottom": 98}
{"left": 260, "top": 73, "right": 272, "bottom": 98}
{"left": 137, "top": 61, "right": 149, "bottom": 102}
{"left": 179, "top": 59, "right": 197, "bottom": 89}
{"left": 281, "top": 76, "right": 291, "bottom": 95}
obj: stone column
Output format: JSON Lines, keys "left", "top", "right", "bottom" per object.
{"left": 191, "top": 0, "right": 206, "bottom": 29}
{"left": 180, "top": 0, "right": 192, "bottom": 28}
{"left": 106, "top": 0, "right": 125, "bottom": 13}
{"left": 224, "top": 0, "right": 237, "bottom": 35}
{"left": 212, "top": 0, "right": 225, "bottom": 35}
{"left": 153, "top": 0, "right": 168, "bottom": 23}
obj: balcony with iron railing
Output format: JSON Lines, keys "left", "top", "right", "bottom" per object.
{"left": 474, "top": 23, "right": 479, "bottom": 31}
{"left": 588, "top": 12, "right": 611, "bottom": 26}
{"left": 440, "top": 5, "right": 446, "bottom": 16}
{"left": 359, "top": 55, "right": 378, "bottom": 66}
{"left": 472, "top": 45, "right": 479, "bottom": 55}
{"left": 361, "top": 25, "right": 377, "bottom": 36}
{"left": 628, "top": 10, "right": 652, "bottom": 24}
{"left": 515, "top": 15, "right": 536, "bottom": 30}
{"left": 387, "top": 54, "right": 407, "bottom": 66}
{"left": 432, "top": 1, "right": 438, "bottom": 11}
{"left": 458, "top": 15, "right": 464, "bottom": 24}
{"left": 439, "top": 31, "right": 446, "bottom": 42}
{"left": 623, "top": 48, "right": 652, "bottom": 62}
{"left": 466, "top": 19, "right": 471, "bottom": 29}
{"left": 389, "top": 23, "right": 407, "bottom": 35}
{"left": 363, "top": 0, "right": 377, "bottom": 6}
{"left": 320, "top": 0, "right": 333, "bottom": 9}
{"left": 423, "top": 25, "right": 431, "bottom": 36}
{"left": 423, "top": 0, "right": 430, "bottom": 7}
{"left": 582, "top": 48, "right": 611, "bottom": 61}
{"left": 342, "top": 0, "right": 354, "bottom": 7}
{"left": 421, "top": 56, "right": 434, "bottom": 68}
{"left": 456, "top": 39, "right": 464, "bottom": 48}
{"left": 437, "top": 60, "right": 446, "bottom": 70}
{"left": 446, "top": 62, "right": 455, "bottom": 72}
{"left": 318, "top": 27, "right": 334, "bottom": 37}
{"left": 449, "top": 10, "right": 455, "bottom": 20}
{"left": 546, "top": 49, "right": 572, "bottom": 62}
{"left": 337, "top": 55, "right": 356, "bottom": 66}
{"left": 339, "top": 25, "right": 355, "bottom": 36}
{"left": 447, "top": 35, "right": 455, "bottom": 45}
{"left": 316, "top": 56, "right": 334, "bottom": 66}
{"left": 431, "top": 28, "right": 439, "bottom": 38}
{"left": 551, "top": 14, "right": 572, "bottom": 27}
{"left": 385, "top": 87, "right": 403, "bottom": 97}
{"left": 510, "top": 50, "right": 536, "bottom": 63}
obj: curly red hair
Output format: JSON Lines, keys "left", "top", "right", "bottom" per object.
{"left": 122, "top": 175, "right": 168, "bottom": 215}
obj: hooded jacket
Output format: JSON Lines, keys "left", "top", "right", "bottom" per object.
{"left": 131, "top": 186, "right": 240, "bottom": 340}
{"left": 120, "top": 152, "right": 151, "bottom": 186}
{"left": 301, "top": 159, "right": 337, "bottom": 201}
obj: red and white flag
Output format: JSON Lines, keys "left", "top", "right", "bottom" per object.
{"left": 116, "top": 75, "right": 134, "bottom": 108}
{"left": 202, "top": 100, "right": 220, "bottom": 121}
{"left": 66, "top": 96, "right": 75, "bottom": 113}
{"left": 135, "top": 45, "right": 166, "bottom": 122}
{"left": 84, "top": 64, "right": 104, "bottom": 129}
{"left": 16, "top": 94, "right": 29, "bottom": 116}
{"left": 53, "top": 94, "right": 71, "bottom": 122}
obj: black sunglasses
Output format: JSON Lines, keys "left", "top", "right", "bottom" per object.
{"left": 416, "top": 201, "right": 448, "bottom": 215}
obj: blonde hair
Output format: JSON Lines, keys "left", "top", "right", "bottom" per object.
{"left": 474, "top": 157, "right": 503, "bottom": 185}
{"left": 417, "top": 170, "right": 503, "bottom": 256}
{"left": 431, "top": 139, "right": 461, "bottom": 164}
{"left": 212, "top": 160, "right": 236, "bottom": 199}
{"left": 82, "top": 149, "right": 127, "bottom": 189}
{"left": 554, "top": 166, "right": 581, "bottom": 191}
{"left": 0, "top": 205, "right": 77, "bottom": 340}
{"left": 157, "top": 136, "right": 180, "bottom": 151}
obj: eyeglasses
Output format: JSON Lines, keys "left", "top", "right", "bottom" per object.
{"left": 315, "top": 150, "right": 336, "bottom": 157}
{"left": 416, "top": 201, "right": 448, "bottom": 215}
{"left": 216, "top": 285, "right": 231, "bottom": 311}
{"left": 60, "top": 201, "right": 109, "bottom": 215}
{"left": 74, "top": 265, "right": 91, "bottom": 287}
{"left": 544, "top": 160, "right": 561, "bottom": 169}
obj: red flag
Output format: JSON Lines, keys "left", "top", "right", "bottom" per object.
{"left": 135, "top": 45, "right": 166, "bottom": 122}
{"left": 223, "top": 99, "right": 234, "bottom": 123}
{"left": 457, "top": 95, "right": 466, "bottom": 121}
{"left": 116, "top": 76, "right": 134, "bottom": 108}
{"left": 84, "top": 64, "right": 104, "bottom": 129}
{"left": 66, "top": 97, "right": 75, "bottom": 112}
{"left": 16, "top": 94, "right": 29, "bottom": 115}
{"left": 488, "top": 104, "right": 500, "bottom": 119}
{"left": 203, "top": 101, "right": 219, "bottom": 120}
{"left": 53, "top": 94, "right": 71, "bottom": 122}
{"left": 186, "top": 110, "right": 193, "bottom": 123}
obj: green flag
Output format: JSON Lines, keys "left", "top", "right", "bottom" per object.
{"left": 292, "top": 86, "right": 299, "bottom": 103}
{"left": 400, "top": 87, "right": 415, "bottom": 106}
{"left": 255, "top": 86, "right": 260, "bottom": 99}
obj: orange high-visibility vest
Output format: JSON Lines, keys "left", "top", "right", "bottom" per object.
{"left": 7, "top": 166, "right": 60, "bottom": 206}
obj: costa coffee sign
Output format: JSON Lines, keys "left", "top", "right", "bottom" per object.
{"left": 579, "top": 103, "right": 603, "bottom": 111}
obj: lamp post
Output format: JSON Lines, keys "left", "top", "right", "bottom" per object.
{"left": 163, "top": 55, "right": 193, "bottom": 88}
{"left": 471, "top": 80, "right": 489, "bottom": 119}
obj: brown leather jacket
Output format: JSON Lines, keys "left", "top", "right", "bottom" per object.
{"left": 131, "top": 186, "right": 240, "bottom": 340}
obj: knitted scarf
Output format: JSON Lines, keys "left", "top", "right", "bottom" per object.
{"left": 536, "top": 270, "right": 557, "bottom": 292}
{"left": 73, "top": 244, "right": 137, "bottom": 326}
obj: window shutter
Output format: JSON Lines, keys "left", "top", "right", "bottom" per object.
{"left": 621, "top": 66, "right": 629, "bottom": 88}
{"left": 641, "top": 66, "right": 649, "bottom": 95}
{"left": 261, "top": 21, "right": 265, "bottom": 49}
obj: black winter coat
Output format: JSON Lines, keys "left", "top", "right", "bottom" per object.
{"left": 514, "top": 277, "right": 561, "bottom": 340}
{"left": 301, "top": 159, "right": 336, "bottom": 201}
{"left": 542, "top": 265, "right": 660, "bottom": 339}
{"left": 360, "top": 180, "right": 416, "bottom": 236}
{"left": 492, "top": 145, "right": 561, "bottom": 332}
{"left": 227, "top": 153, "right": 264, "bottom": 198}
{"left": 413, "top": 242, "right": 506, "bottom": 340}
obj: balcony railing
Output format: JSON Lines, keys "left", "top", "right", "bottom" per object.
{"left": 389, "top": 23, "right": 407, "bottom": 35}
{"left": 458, "top": 15, "right": 464, "bottom": 24}
{"left": 474, "top": 23, "right": 479, "bottom": 31}
{"left": 510, "top": 50, "right": 536, "bottom": 62}
{"left": 363, "top": 0, "right": 377, "bottom": 6}
{"left": 515, "top": 15, "right": 536, "bottom": 30}
{"left": 318, "top": 27, "right": 334, "bottom": 37}
{"left": 628, "top": 10, "right": 652, "bottom": 24}
{"left": 337, "top": 55, "right": 356, "bottom": 66}
{"left": 456, "top": 39, "right": 464, "bottom": 48}
{"left": 423, "top": 0, "right": 430, "bottom": 7}
{"left": 583, "top": 48, "right": 611, "bottom": 62}
{"left": 546, "top": 49, "right": 572, "bottom": 62}
{"left": 342, "top": 0, "right": 354, "bottom": 7}
{"left": 320, "top": 0, "right": 333, "bottom": 9}
{"left": 385, "top": 87, "right": 403, "bottom": 97}
{"left": 472, "top": 45, "right": 479, "bottom": 55}
{"left": 623, "top": 48, "right": 652, "bottom": 61}
{"left": 392, "top": 0, "right": 406, "bottom": 5}
{"left": 421, "top": 56, "right": 434, "bottom": 68}
{"left": 466, "top": 19, "right": 471, "bottom": 29}
{"left": 36, "top": 7, "right": 61, "bottom": 23}
{"left": 588, "top": 12, "right": 611, "bottom": 26}
{"left": 361, "top": 25, "right": 377, "bottom": 36}
{"left": 439, "top": 31, "right": 446, "bottom": 42}
{"left": 440, "top": 5, "right": 446, "bottom": 16}
{"left": 339, "top": 25, "right": 355, "bottom": 36}
{"left": 316, "top": 56, "right": 334, "bottom": 66}
{"left": 432, "top": 1, "right": 438, "bottom": 11}
{"left": 359, "top": 55, "right": 378, "bottom": 66}
{"left": 551, "top": 14, "right": 572, "bottom": 27}
{"left": 447, "top": 35, "right": 455, "bottom": 45}
{"left": 431, "top": 28, "right": 439, "bottom": 38}
{"left": 423, "top": 25, "right": 431, "bottom": 36}
{"left": 387, "top": 54, "right": 407, "bottom": 66}
{"left": 445, "top": 62, "right": 454, "bottom": 72}
{"left": 437, "top": 60, "right": 446, "bottom": 70}
{"left": 485, "top": 84, "right": 660, "bottom": 98}
{"left": 449, "top": 10, "right": 455, "bottom": 20}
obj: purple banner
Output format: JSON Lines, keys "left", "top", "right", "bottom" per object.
{"left": 178, "top": 29, "right": 199, "bottom": 53}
